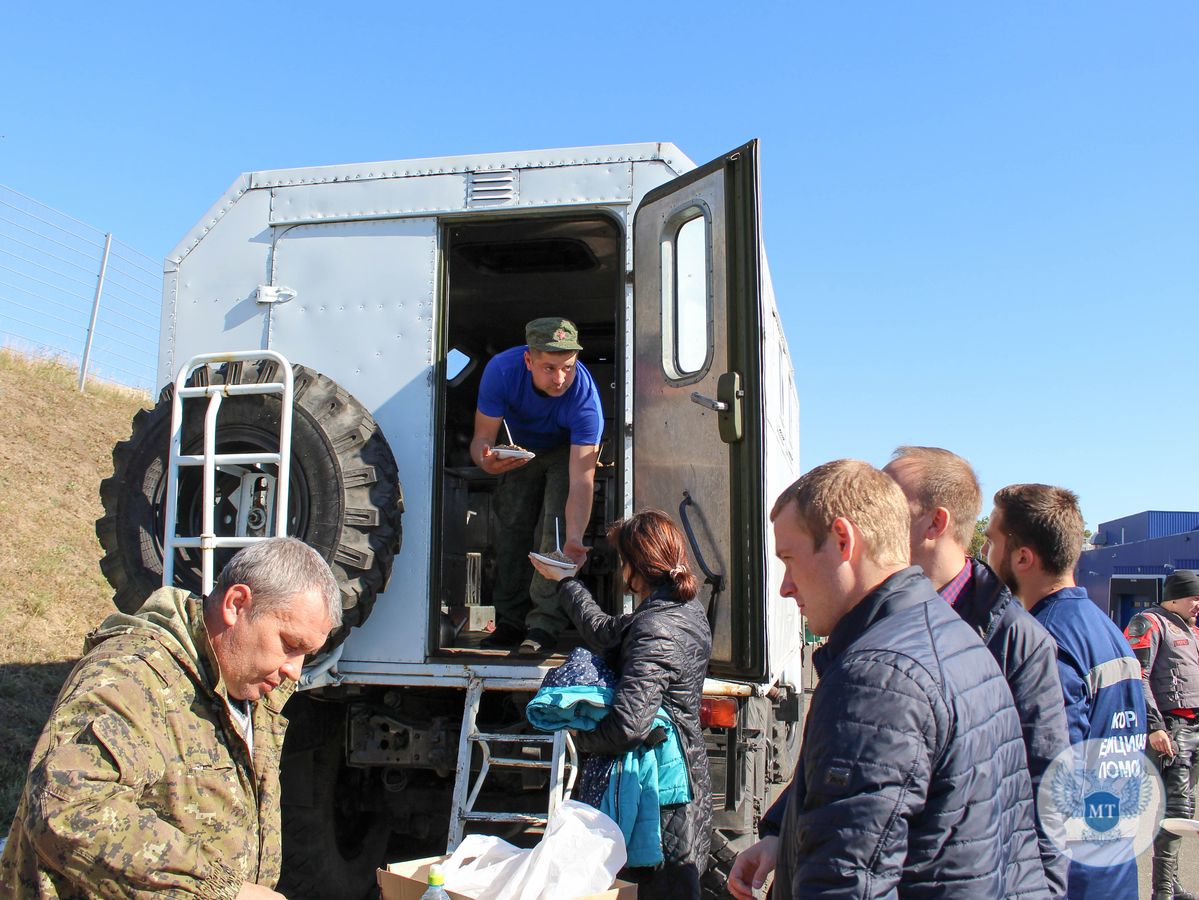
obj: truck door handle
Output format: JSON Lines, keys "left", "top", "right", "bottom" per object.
{"left": 690, "top": 392, "right": 728, "bottom": 412}
{"left": 679, "top": 491, "right": 724, "bottom": 634}
{"left": 690, "top": 374, "right": 744, "bottom": 443}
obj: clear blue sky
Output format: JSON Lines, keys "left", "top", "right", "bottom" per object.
{"left": 3, "top": 2, "right": 1196, "bottom": 530}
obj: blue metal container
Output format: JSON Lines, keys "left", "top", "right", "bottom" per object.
{"left": 1079, "top": 518, "right": 1199, "bottom": 616}
{"left": 1094, "top": 511, "right": 1199, "bottom": 546}
{"left": 1146, "top": 511, "right": 1199, "bottom": 540}
{"left": 1096, "top": 512, "right": 1151, "bottom": 545}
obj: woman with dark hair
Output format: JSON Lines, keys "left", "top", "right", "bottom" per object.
{"left": 529, "top": 508, "right": 713, "bottom": 899}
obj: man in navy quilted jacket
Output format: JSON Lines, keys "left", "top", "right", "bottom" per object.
{"left": 732, "top": 459, "right": 1049, "bottom": 899}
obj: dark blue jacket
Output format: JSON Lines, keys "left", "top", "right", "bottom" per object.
{"left": 1030, "top": 587, "right": 1146, "bottom": 900}
{"left": 772, "top": 567, "right": 1049, "bottom": 899}
{"left": 956, "top": 560, "right": 1070, "bottom": 897}
{"left": 763, "top": 561, "right": 1069, "bottom": 896}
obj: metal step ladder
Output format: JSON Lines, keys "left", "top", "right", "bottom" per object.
{"left": 161, "top": 350, "right": 295, "bottom": 595}
{"left": 447, "top": 675, "right": 578, "bottom": 851}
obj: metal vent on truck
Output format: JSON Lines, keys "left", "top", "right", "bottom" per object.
{"left": 467, "top": 169, "right": 518, "bottom": 206}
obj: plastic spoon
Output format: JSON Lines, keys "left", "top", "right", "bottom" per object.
{"left": 502, "top": 420, "right": 514, "bottom": 446}
{"left": 555, "top": 518, "right": 561, "bottom": 554}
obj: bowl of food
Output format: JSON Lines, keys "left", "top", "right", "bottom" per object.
{"left": 530, "top": 550, "right": 577, "bottom": 573}
{"left": 491, "top": 444, "right": 536, "bottom": 460}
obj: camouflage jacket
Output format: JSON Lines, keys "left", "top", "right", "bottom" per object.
{"left": 0, "top": 587, "right": 295, "bottom": 898}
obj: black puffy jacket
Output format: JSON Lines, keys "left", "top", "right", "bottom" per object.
{"left": 772, "top": 567, "right": 1050, "bottom": 899}
{"left": 557, "top": 578, "right": 712, "bottom": 873}
{"left": 955, "top": 559, "right": 1070, "bottom": 897}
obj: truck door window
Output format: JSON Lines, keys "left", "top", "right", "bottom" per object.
{"left": 446, "top": 348, "right": 474, "bottom": 387}
{"left": 660, "top": 206, "right": 711, "bottom": 380}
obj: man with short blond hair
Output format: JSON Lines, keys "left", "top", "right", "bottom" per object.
{"left": 769, "top": 458, "right": 910, "bottom": 566}
{"left": 987, "top": 484, "right": 1147, "bottom": 900}
{"left": 730, "top": 460, "right": 1048, "bottom": 899}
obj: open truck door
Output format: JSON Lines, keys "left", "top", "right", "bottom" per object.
{"left": 632, "top": 140, "right": 767, "bottom": 680}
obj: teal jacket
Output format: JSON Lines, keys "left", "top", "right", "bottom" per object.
{"left": 599, "top": 709, "right": 690, "bottom": 867}
{"left": 527, "top": 682, "right": 691, "bottom": 867}
{"left": 526, "top": 684, "right": 614, "bottom": 732}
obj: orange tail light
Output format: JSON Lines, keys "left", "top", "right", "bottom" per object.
{"left": 700, "top": 697, "right": 738, "bottom": 729}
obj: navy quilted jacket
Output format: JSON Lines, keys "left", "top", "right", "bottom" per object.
{"left": 773, "top": 567, "right": 1050, "bottom": 899}
{"left": 764, "top": 560, "right": 1068, "bottom": 895}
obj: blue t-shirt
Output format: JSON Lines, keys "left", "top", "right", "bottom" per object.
{"left": 476, "top": 346, "right": 603, "bottom": 450}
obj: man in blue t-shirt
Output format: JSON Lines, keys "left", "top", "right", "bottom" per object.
{"left": 986, "top": 483, "right": 1149, "bottom": 900}
{"left": 470, "top": 317, "right": 603, "bottom": 655}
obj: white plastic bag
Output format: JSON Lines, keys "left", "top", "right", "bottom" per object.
{"left": 442, "top": 833, "right": 528, "bottom": 897}
{"left": 442, "top": 801, "right": 626, "bottom": 900}
{"left": 494, "top": 800, "right": 626, "bottom": 900}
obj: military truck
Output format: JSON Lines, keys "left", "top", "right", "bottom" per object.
{"left": 97, "top": 140, "right": 805, "bottom": 898}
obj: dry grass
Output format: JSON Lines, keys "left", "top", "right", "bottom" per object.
{"left": 0, "top": 348, "right": 150, "bottom": 827}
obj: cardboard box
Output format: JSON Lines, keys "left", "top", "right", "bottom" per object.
{"left": 378, "top": 856, "right": 637, "bottom": 900}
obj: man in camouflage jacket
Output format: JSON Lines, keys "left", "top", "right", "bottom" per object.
{"left": 0, "top": 537, "right": 339, "bottom": 899}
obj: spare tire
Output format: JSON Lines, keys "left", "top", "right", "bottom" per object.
{"left": 96, "top": 359, "right": 402, "bottom": 648}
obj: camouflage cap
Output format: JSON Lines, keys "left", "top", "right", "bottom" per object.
{"left": 525, "top": 317, "right": 582, "bottom": 353}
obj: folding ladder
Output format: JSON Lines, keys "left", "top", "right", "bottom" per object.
{"left": 447, "top": 674, "right": 578, "bottom": 851}
{"left": 161, "top": 350, "right": 295, "bottom": 595}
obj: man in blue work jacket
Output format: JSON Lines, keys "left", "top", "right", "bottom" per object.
{"left": 986, "top": 483, "right": 1150, "bottom": 900}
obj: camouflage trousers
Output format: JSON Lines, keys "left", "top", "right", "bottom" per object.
{"left": 492, "top": 444, "right": 571, "bottom": 637}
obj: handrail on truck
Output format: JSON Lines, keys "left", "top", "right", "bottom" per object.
{"left": 161, "top": 350, "right": 294, "bottom": 596}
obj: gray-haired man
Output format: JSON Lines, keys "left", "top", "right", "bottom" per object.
{"left": 1, "top": 537, "right": 339, "bottom": 899}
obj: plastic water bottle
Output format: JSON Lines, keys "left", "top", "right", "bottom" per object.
{"left": 420, "top": 862, "right": 451, "bottom": 899}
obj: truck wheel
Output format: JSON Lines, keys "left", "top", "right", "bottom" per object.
{"left": 96, "top": 360, "right": 402, "bottom": 648}
{"left": 701, "top": 828, "right": 745, "bottom": 899}
{"left": 278, "top": 695, "right": 392, "bottom": 900}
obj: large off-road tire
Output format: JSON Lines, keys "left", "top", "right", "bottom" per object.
{"left": 278, "top": 693, "right": 391, "bottom": 900}
{"left": 96, "top": 360, "right": 402, "bottom": 648}
{"left": 702, "top": 827, "right": 747, "bottom": 900}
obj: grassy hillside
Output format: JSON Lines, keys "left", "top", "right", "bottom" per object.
{"left": 0, "top": 349, "right": 150, "bottom": 828}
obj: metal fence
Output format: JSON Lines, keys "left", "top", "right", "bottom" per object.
{"left": 0, "top": 184, "right": 160, "bottom": 392}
